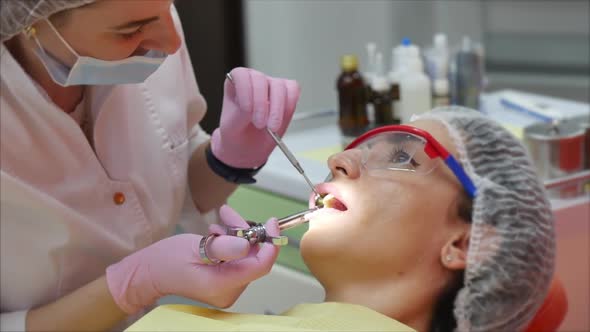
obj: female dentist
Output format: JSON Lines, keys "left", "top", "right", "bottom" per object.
{"left": 0, "top": 0, "right": 300, "bottom": 331}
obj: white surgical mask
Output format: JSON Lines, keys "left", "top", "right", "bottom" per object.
{"left": 29, "top": 19, "right": 167, "bottom": 86}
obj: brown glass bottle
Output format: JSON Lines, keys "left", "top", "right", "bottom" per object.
{"left": 337, "top": 55, "right": 368, "bottom": 143}
{"left": 370, "top": 76, "right": 396, "bottom": 126}
{"left": 390, "top": 81, "right": 400, "bottom": 123}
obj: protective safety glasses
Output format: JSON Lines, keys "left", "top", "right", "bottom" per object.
{"left": 346, "top": 125, "right": 477, "bottom": 198}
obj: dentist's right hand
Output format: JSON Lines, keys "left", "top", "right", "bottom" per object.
{"left": 106, "top": 205, "right": 280, "bottom": 315}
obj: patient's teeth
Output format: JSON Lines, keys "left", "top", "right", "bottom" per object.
{"left": 322, "top": 194, "right": 348, "bottom": 211}
{"left": 323, "top": 194, "right": 336, "bottom": 208}
{"left": 315, "top": 193, "right": 327, "bottom": 208}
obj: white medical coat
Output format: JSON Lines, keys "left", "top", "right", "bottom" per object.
{"left": 0, "top": 8, "right": 214, "bottom": 330}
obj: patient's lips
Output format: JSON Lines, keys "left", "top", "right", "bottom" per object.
{"left": 309, "top": 183, "right": 349, "bottom": 218}
{"left": 306, "top": 186, "right": 348, "bottom": 228}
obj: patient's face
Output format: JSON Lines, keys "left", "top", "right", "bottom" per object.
{"left": 301, "top": 120, "right": 465, "bottom": 284}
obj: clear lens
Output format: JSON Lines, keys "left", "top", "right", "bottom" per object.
{"left": 356, "top": 132, "right": 438, "bottom": 174}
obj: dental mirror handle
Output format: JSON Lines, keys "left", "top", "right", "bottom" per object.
{"left": 265, "top": 129, "right": 321, "bottom": 198}
{"left": 225, "top": 73, "right": 321, "bottom": 199}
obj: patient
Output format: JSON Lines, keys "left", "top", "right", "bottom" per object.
{"left": 128, "top": 107, "right": 555, "bottom": 332}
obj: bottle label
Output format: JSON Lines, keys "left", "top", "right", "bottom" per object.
{"left": 433, "top": 96, "right": 450, "bottom": 107}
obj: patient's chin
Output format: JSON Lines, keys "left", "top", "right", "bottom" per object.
{"left": 301, "top": 207, "right": 358, "bottom": 260}
{"left": 300, "top": 221, "right": 356, "bottom": 277}
{"left": 300, "top": 226, "right": 340, "bottom": 265}
{"left": 307, "top": 208, "right": 346, "bottom": 230}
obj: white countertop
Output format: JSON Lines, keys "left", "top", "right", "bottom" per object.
{"left": 253, "top": 90, "right": 590, "bottom": 210}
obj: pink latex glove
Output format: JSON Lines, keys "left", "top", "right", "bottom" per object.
{"left": 106, "top": 205, "right": 280, "bottom": 315}
{"left": 211, "top": 67, "right": 301, "bottom": 169}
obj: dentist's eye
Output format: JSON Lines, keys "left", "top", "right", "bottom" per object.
{"left": 119, "top": 27, "right": 143, "bottom": 40}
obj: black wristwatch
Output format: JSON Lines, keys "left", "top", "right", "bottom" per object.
{"left": 205, "top": 145, "right": 264, "bottom": 184}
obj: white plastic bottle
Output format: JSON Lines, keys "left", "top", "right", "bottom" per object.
{"left": 364, "top": 42, "right": 377, "bottom": 85}
{"left": 424, "top": 33, "right": 450, "bottom": 107}
{"left": 432, "top": 79, "right": 450, "bottom": 107}
{"left": 388, "top": 38, "right": 413, "bottom": 88}
{"left": 366, "top": 51, "right": 385, "bottom": 125}
{"left": 387, "top": 45, "right": 405, "bottom": 90}
{"left": 399, "top": 58, "right": 432, "bottom": 123}
{"left": 424, "top": 34, "right": 449, "bottom": 79}
{"left": 388, "top": 38, "right": 419, "bottom": 119}
{"left": 374, "top": 51, "right": 384, "bottom": 77}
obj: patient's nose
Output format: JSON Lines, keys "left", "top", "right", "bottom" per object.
{"left": 327, "top": 150, "right": 362, "bottom": 180}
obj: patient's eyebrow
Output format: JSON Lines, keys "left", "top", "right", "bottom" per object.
{"left": 111, "top": 16, "right": 159, "bottom": 31}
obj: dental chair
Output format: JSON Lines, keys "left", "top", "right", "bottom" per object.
{"left": 524, "top": 277, "right": 568, "bottom": 332}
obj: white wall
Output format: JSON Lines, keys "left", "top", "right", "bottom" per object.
{"left": 244, "top": 1, "right": 589, "bottom": 110}
{"left": 245, "top": 0, "right": 393, "bottom": 113}
{"left": 244, "top": 0, "right": 484, "bottom": 113}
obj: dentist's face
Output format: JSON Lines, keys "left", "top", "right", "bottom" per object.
{"left": 301, "top": 120, "right": 467, "bottom": 285}
{"left": 32, "top": 0, "right": 181, "bottom": 66}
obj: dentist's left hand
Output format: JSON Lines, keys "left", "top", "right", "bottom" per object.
{"left": 106, "top": 205, "right": 280, "bottom": 314}
{"left": 211, "top": 67, "right": 301, "bottom": 169}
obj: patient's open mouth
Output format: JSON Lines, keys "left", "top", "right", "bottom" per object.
{"left": 321, "top": 194, "right": 348, "bottom": 211}
{"left": 307, "top": 188, "right": 348, "bottom": 224}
